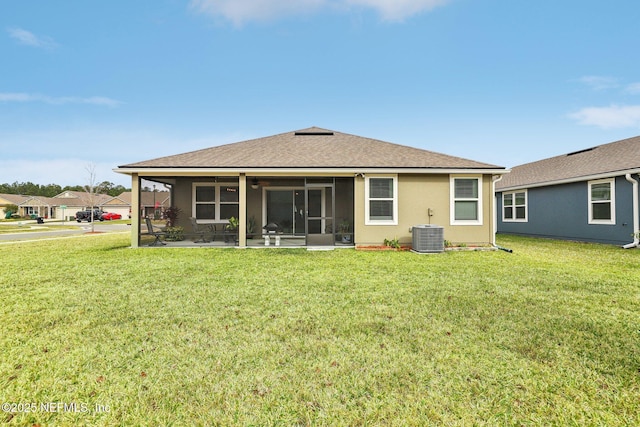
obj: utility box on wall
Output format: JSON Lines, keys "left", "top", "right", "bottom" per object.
{"left": 412, "top": 224, "right": 444, "bottom": 253}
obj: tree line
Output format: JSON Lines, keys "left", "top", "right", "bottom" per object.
{"left": 0, "top": 181, "right": 130, "bottom": 198}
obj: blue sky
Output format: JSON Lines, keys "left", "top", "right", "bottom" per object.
{"left": 2, "top": 0, "right": 639, "bottom": 187}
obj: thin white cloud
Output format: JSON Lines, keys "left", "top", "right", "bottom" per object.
{"left": 626, "top": 83, "right": 640, "bottom": 94}
{"left": 0, "top": 93, "right": 32, "bottom": 102}
{"left": 577, "top": 75, "right": 619, "bottom": 91}
{"left": 0, "top": 92, "right": 122, "bottom": 107}
{"left": 346, "top": 0, "right": 449, "bottom": 21}
{"left": 190, "top": 0, "right": 325, "bottom": 25}
{"left": 568, "top": 105, "right": 640, "bottom": 129}
{"left": 7, "top": 27, "right": 57, "bottom": 49}
{"left": 189, "top": 0, "right": 448, "bottom": 25}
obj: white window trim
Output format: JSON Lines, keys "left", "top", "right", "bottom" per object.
{"left": 192, "top": 182, "right": 239, "bottom": 223}
{"left": 502, "top": 190, "right": 528, "bottom": 222}
{"left": 365, "top": 175, "right": 398, "bottom": 226}
{"left": 450, "top": 176, "right": 483, "bottom": 226}
{"left": 588, "top": 178, "right": 615, "bottom": 225}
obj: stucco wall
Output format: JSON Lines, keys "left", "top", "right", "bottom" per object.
{"left": 168, "top": 174, "right": 495, "bottom": 247}
{"left": 354, "top": 173, "right": 495, "bottom": 246}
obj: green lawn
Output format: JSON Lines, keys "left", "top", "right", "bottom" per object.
{"left": 1, "top": 234, "right": 639, "bottom": 425}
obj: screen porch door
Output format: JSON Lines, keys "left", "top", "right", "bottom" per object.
{"left": 306, "top": 182, "right": 335, "bottom": 246}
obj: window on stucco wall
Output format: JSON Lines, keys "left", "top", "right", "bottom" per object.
{"left": 365, "top": 176, "right": 398, "bottom": 225}
{"left": 451, "top": 177, "right": 483, "bottom": 225}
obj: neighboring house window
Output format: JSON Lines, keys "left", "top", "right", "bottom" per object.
{"left": 502, "top": 190, "right": 527, "bottom": 222}
{"left": 193, "top": 183, "right": 239, "bottom": 221}
{"left": 588, "top": 178, "right": 615, "bottom": 225}
{"left": 451, "top": 177, "right": 482, "bottom": 225}
{"left": 365, "top": 176, "right": 398, "bottom": 225}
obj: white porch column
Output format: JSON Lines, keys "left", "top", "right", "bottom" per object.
{"left": 238, "top": 173, "right": 247, "bottom": 248}
{"left": 131, "top": 174, "right": 140, "bottom": 248}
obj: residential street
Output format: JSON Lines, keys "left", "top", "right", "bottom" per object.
{"left": 0, "top": 221, "right": 131, "bottom": 242}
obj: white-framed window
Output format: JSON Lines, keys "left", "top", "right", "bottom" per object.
{"left": 365, "top": 176, "right": 398, "bottom": 225}
{"left": 502, "top": 190, "right": 527, "bottom": 222}
{"left": 588, "top": 178, "right": 615, "bottom": 225}
{"left": 193, "top": 183, "right": 239, "bottom": 221}
{"left": 450, "top": 176, "right": 483, "bottom": 225}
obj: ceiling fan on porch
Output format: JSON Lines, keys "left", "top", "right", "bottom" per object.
{"left": 251, "top": 177, "right": 271, "bottom": 189}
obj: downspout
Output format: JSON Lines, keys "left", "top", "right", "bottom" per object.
{"left": 623, "top": 173, "right": 639, "bottom": 249}
{"left": 492, "top": 175, "right": 503, "bottom": 247}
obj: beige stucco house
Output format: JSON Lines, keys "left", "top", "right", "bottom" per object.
{"left": 114, "top": 127, "right": 506, "bottom": 248}
{"left": 0, "top": 191, "right": 105, "bottom": 220}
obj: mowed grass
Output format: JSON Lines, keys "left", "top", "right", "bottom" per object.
{"left": 1, "top": 234, "right": 639, "bottom": 426}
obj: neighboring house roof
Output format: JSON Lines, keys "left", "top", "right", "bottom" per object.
{"left": 54, "top": 190, "right": 84, "bottom": 199}
{"left": 102, "top": 195, "right": 129, "bottom": 206}
{"left": 118, "top": 127, "right": 504, "bottom": 171}
{"left": 0, "top": 193, "right": 30, "bottom": 205}
{"left": 117, "top": 192, "right": 133, "bottom": 204}
{"left": 497, "top": 135, "right": 640, "bottom": 191}
{"left": 0, "top": 194, "right": 60, "bottom": 208}
{"left": 20, "top": 196, "right": 58, "bottom": 206}
{"left": 53, "top": 190, "right": 113, "bottom": 206}
{"left": 1, "top": 191, "right": 118, "bottom": 208}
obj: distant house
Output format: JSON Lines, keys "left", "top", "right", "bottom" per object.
{"left": 115, "top": 127, "right": 506, "bottom": 248}
{"left": 99, "top": 194, "right": 132, "bottom": 219}
{"left": 52, "top": 190, "right": 113, "bottom": 220}
{"left": 0, "top": 190, "right": 132, "bottom": 220}
{"left": 496, "top": 136, "right": 640, "bottom": 247}
{"left": 0, "top": 193, "right": 63, "bottom": 219}
{"left": 0, "top": 194, "right": 30, "bottom": 218}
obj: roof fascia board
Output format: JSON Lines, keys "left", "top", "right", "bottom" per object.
{"left": 498, "top": 168, "right": 640, "bottom": 192}
{"left": 114, "top": 167, "right": 507, "bottom": 176}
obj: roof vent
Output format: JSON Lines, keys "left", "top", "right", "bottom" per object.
{"left": 567, "top": 147, "right": 596, "bottom": 156}
{"left": 294, "top": 131, "right": 334, "bottom": 136}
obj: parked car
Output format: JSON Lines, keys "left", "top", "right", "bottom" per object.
{"left": 75, "top": 210, "right": 105, "bottom": 222}
{"left": 101, "top": 212, "right": 122, "bottom": 220}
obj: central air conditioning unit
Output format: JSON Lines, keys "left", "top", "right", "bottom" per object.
{"left": 412, "top": 224, "right": 444, "bottom": 253}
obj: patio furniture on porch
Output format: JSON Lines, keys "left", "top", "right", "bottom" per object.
{"left": 262, "top": 233, "right": 305, "bottom": 246}
{"left": 145, "top": 216, "right": 166, "bottom": 246}
{"left": 190, "top": 217, "right": 211, "bottom": 243}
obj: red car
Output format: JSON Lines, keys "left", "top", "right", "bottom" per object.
{"left": 101, "top": 212, "right": 122, "bottom": 220}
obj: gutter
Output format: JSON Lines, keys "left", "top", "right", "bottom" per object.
{"left": 113, "top": 166, "right": 509, "bottom": 176}
{"left": 623, "top": 173, "right": 639, "bottom": 249}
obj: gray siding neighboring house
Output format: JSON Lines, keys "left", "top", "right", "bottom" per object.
{"left": 496, "top": 136, "right": 640, "bottom": 247}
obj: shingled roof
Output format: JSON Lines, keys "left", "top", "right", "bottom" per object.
{"left": 497, "top": 135, "right": 640, "bottom": 190}
{"left": 118, "top": 127, "right": 502, "bottom": 170}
